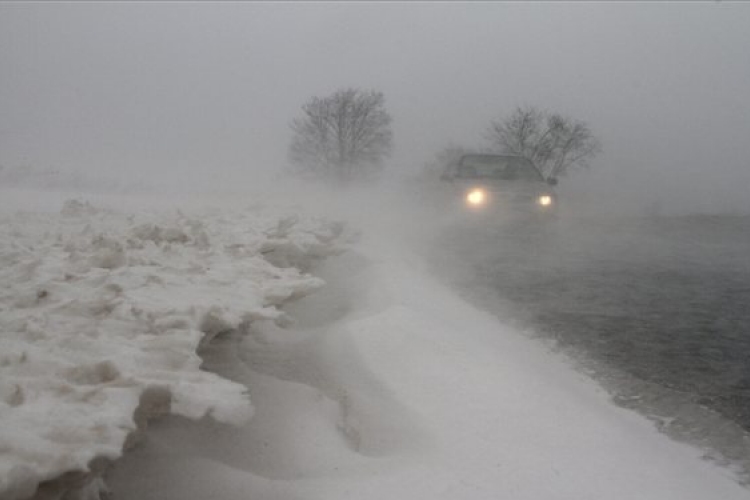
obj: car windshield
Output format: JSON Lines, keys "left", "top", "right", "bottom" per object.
{"left": 456, "top": 155, "right": 543, "bottom": 181}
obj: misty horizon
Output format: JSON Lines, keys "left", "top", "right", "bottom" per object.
{"left": 2, "top": 2, "right": 749, "bottom": 214}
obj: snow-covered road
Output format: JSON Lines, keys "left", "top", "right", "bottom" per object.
{"left": 109, "top": 196, "right": 747, "bottom": 500}
{"left": 2, "top": 188, "right": 749, "bottom": 500}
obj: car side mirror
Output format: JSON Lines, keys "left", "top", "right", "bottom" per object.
{"left": 547, "top": 177, "right": 558, "bottom": 186}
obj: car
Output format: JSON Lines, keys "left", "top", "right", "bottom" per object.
{"left": 440, "top": 154, "right": 558, "bottom": 220}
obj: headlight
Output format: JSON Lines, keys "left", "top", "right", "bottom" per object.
{"left": 538, "top": 195, "right": 553, "bottom": 207}
{"left": 466, "top": 188, "right": 487, "bottom": 206}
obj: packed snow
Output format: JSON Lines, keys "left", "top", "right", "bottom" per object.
{"left": 0, "top": 192, "right": 348, "bottom": 499}
{"left": 0, "top": 185, "right": 747, "bottom": 500}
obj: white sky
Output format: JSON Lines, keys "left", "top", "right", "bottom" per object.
{"left": 2, "top": 2, "right": 750, "bottom": 211}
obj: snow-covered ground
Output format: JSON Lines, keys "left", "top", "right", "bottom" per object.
{"left": 1, "top": 184, "right": 747, "bottom": 500}
{"left": 0, "top": 188, "right": 348, "bottom": 499}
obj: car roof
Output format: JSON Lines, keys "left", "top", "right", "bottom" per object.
{"left": 449, "top": 154, "right": 545, "bottom": 181}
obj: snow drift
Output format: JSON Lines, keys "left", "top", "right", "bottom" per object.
{"left": 105, "top": 212, "right": 750, "bottom": 500}
{"left": 0, "top": 197, "right": 348, "bottom": 499}
{"left": 1, "top": 183, "right": 748, "bottom": 500}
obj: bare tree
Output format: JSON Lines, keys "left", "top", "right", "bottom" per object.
{"left": 289, "top": 88, "right": 393, "bottom": 182}
{"left": 486, "top": 106, "right": 601, "bottom": 179}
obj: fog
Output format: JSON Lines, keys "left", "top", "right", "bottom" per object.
{"left": 4, "top": 5, "right": 750, "bottom": 496}
{"left": 2, "top": 2, "right": 750, "bottom": 214}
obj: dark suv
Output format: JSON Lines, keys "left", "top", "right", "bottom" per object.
{"left": 441, "top": 154, "right": 558, "bottom": 218}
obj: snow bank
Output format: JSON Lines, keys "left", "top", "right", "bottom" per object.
{"left": 0, "top": 198, "right": 348, "bottom": 500}
{"left": 104, "top": 191, "right": 748, "bottom": 500}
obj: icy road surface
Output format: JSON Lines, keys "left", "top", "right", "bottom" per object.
{"left": 104, "top": 187, "right": 748, "bottom": 500}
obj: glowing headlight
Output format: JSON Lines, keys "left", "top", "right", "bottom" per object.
{"left": 466, "top": 188, "right": 487, "bottom": 206}
{"left": 538, "top": 195, "right": 553, "bottom": 207}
